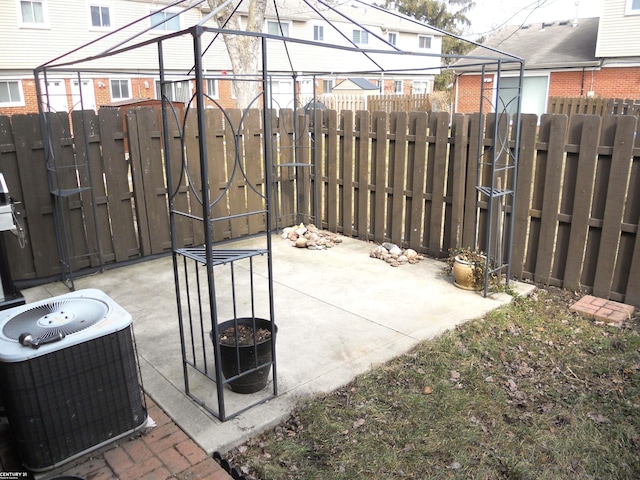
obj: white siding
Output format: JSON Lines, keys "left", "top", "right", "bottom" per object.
{"left": 0, "top": 0, "right": 220, "bottom": 72}
{"left": 596, "top": 0, "right": 640, "bottom": 57}
{"left": 1, "top": 0, "right": 441, "bottom": 77}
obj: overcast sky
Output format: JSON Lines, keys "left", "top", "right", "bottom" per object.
{"left": 465, "top": 0, "right": 604, "bottom": 37}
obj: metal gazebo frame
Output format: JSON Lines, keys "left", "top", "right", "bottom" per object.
{"left": 34, "top": 0, "right": 524, "bottom": 420}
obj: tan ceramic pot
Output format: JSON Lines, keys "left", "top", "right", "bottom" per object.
{"left": 452, "top": 255, "right": 484, "bottom": 291}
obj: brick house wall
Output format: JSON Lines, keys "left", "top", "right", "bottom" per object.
{"left": 454, "top": 66, "right": 640, "bottom": 114}
{"left": 0, "top": 76, "right": 241, "bottom": 116}
{"left": 454, "top": 73, "right": 495, "bottom": 114}
{"left": 549, "top": 67, "right": 640, "bottom": 98}
{"left": 0, "top": 79, "right": 39, "bottom": 116}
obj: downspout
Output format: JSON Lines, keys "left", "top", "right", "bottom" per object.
{"left": 453, "top": 72, "right": 460, "bottom": 114}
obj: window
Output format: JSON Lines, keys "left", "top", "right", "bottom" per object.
{"left": 313, "top": 25, "right": 324, "bottom": 41}
{"left": 0, "top": 80, "right": 24, "bottom": 106}
{"left": 206, "top": 79, "right": 218, "bottom": 99}
{"left": 267, "top": 20, "right": 289, "bottom": 36}
{"left": 156, "top": 80, "right": 191, "bottom": 103}
{"left": 19, "top": 0, "right": 47, "bottom": 26}
{"left": 418, "top": 35, "right": 431, "bottom": 49}
{"left": 412, "top": 80, "right": 429, "bottom": 94}
{"left": 393, "top": 80, "right": 403, "bottom": 94}
{"left": 110, "top": 79, "right": 131, "bottom": 100}
{"left": 352, "top": 29, "right": 368, "bottom": 44}
{"left": 322, "top": 79, "right": 334, "bottom": 94}
{"left": 626, "top": 0, "right": 640, "bottom": 14}
{"left": 151, "top": 10, "right": 180, "bottom": 32}
{"left": 90, "top": 4, "right": 111, "bottom": 28}
{"left": 387, "top": 32, "right": 397, "bottom": 46}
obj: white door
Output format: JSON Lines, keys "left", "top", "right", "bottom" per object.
{"left": 299, "top": 79, "right": 313, "bottom": 96}
{"left": 71, "top": 79, "right": 97, "bottom": 111}
{"left": 268, "top": 79, "right": 294, "bottom": 110}
{"left": 41, "top": 79, "right": 68, "bottom": 112}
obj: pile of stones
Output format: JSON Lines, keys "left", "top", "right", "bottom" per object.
{"left": 369, "top": 242, "right": 424, "bottom": 267}
{"left": 281, "top": 223, "right": 343, "bottom": 250}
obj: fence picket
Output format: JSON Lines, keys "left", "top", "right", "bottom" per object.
{"left": 73, "top": 110, "right": 112, "bottom": 265}
{"left": 225, "top": 109, "right": 249, "bottom": 237}
{"left": 534, "top": 114, "right": 568, "bottom": 285}
{"left": 164, "top": 110, "right": 193, "bottom": 249}
{"left": 308, "top": 109, "right": 322, "bottom": 227}
{"left": 277, "top": 109, "right": 296, "bottom": 228}
{"left": 182, "top": 110, "right": 204, "bottom": 244}
{"left": 624, "top": 122, "right": 640, "bottom": 305}
{"left": 296, "top": 109, "right": 313, "bottom": 224}
{"left": 407, "top": 111, "right": 427, "bottom": 251}
{"left": 339, "top": 110, "right": 354, "bottom": 236}
{"left": 325, "top": 109, "right": 338, "bottom": 232}
{"left": 389, "top": 111, "right": 407, "bottom": 246}
{"left": 0, "top": 115, "right": 36, "bottom": 279}
{"left": 445, "top": 113, "right": 469, "bottom": 252}
{"left": 355, "top": 111, "right": 370, "bottom": 240}
{"left": 562, "top": 115, "right": 601, "bottom": 291}
{"left": 463, "top": 113, "right": 482, "bottom": 249}
{"left": 98, "top": 108, "right": 139, "bottom": 261}
{"left": 511, "top": 114, "right": 539, "bottom": 279}
{"left": 11, "top": 114, "right": 60, "bottom": 277}
{"left": 593, "top": 115, "right": 637, "bottom": 297}
{"left": 428, "top": 112, "right": 449, "bottom": 256}
{"left": 244, "top": 109, "right": 267, "bottom": 235}
{"left": 371, "top": 112, "right": 387, "bottom": 244}
{"left": 49, "top": 111, "right": 91, "bottom": 272}
{"left": 126, "top": 107, "right": 171, "bottom": 255}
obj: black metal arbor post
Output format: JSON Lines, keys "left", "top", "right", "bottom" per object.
{"left": 33, "top": 0, "right": 524, "bottom": 421}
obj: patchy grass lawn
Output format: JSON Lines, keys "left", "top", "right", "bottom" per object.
{"left": 226, "top": 288, "right": 640, "bottom": 479}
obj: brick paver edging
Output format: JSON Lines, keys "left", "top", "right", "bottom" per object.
{"left": 570, "top": 295, "right": 635, "bottom": 326}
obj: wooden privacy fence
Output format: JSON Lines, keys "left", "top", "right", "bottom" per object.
{"left": 300, "top": 93, "right": 431, "bottom": 115}
{"left": 548, "top": 96, "right": 640, "bottom": 119}
{"left": 367, "top": 93, "right": 431, "bottom": 113}
{"left": 1, "top": 108, "right": 639, "bottom": 306}
{"left": 299, "top": 94, "right": 367, "bottom": 114}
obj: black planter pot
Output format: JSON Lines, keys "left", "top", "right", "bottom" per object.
{"left": 212, "top": 317, "right": 275, "bottom": 394}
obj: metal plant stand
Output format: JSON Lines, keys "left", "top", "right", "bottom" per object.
{"left": 162, "top": 41, "right": 278, "bottom": 420}
{"left": 476, "top": 62, "right": 524, "bottom": 295}
{"left": 35, "top": 82, "right": 104, "bottom": 290}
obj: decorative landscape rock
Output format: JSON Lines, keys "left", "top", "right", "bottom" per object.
{"left": 369, "top": 243, "right": 424, "bottom": 267}
{"left": 282, "top": 223, "right": 343, "bottom": 250}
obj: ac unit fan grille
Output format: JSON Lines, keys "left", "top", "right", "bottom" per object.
{"left": 2, "top": 298, "right": 110, "bottom": 341}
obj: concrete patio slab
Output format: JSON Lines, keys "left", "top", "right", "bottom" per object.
{"left": 20, "top": 234, "right": 536, "bottom": 455}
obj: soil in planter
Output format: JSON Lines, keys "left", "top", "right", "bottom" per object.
{"left": 213, "top": 318, "right": 276, "bottom": 394}
{"left": 219, "top": 324, "right": 271, "bottom": 346}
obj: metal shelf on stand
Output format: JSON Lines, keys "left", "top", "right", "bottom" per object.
{"left": 176, "top": 247, "right": 268, "bottom": 266}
